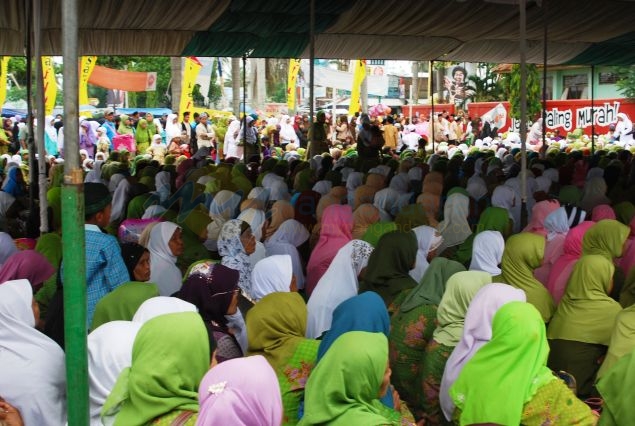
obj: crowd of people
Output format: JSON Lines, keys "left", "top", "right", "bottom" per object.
{"left": 1, "top": 104, "right": 635, "bottom": 426}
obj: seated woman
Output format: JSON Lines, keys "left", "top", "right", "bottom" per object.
{"left": 179, "top": 263, "right": 242, "bottom": 364}
{"left": 449, "top": 302, "right": 596, "bottom": 426}
{"left": 300, "top": 331, "right": 414, "bottom": 426}
{"left": 102, "top": 312, "right": 209, "bottom": 425}
{"left": 148, "top": 222, "right": 185, "bottom": 296}
{"left": 0, "top": 279, "right": 66, "bottom": 426}
{"left": 547, "top": 255, "right": 622, "bottom": 398}
{"left": 246, "top": 292, "right": 319, "bottom": 426}
{"left": 251, "top": 254, "right": 296, "bottom": 302}
{"left": 197, "top": 355, "right": 283, "bottom": 426}
{"left": 389, "top": 258, "right": 465, "bottom": 419}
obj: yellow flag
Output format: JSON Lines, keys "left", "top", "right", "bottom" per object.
{"left": 348, "top": 59, "right": 366, "bottom": 116}
{"left": 287, "top": 59, "right": 301, "bottom": 111}
{"left": 79, "top": 56, "right": 97, "bottom": 117}
{"left": 42, "top": 56, "right": 56, "bottom": 116}
{"left": 0, "top": 56, "right": 9, "bottom": 109}
{"left": 179, "top": 57, "right": 203, "bottom": 118}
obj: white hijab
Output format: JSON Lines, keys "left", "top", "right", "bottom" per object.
{"left": 154, "top": 171, "right": 171, "bottom": 203}
{"left": 131, "top": 296, "right": 197, "bottom": 323}
{"left": 437, "top": 193, "right": 472, "bottom": 253}
{"left": 312, "top": 180, "right": 332, "bottom": 196}
{"left": 0, "top": 231, "right": 18, "bottom": 267}
{"left": 251, "top": 254, "right": 293, "bottom": 302}
{"left": 219, "top": 219, "right": 254, "bottom": 298}
{"left": 148, "top": 222, "right": 183, "bottom": 296}
{"left": 206, "top": 190, "right": 242, "bottom": 251}
{"left": 306, "top": 240, "right": 374, "bottom": 339}
{"left": 84, "top": 160, "right": 104, "bottom": 184}
{"left": 346, "top": 172, "right": 364, "bottom": 206}
{"left": 110, "top": 177, "right": 131, "bottom": 223}
{"left": 88, "top": 320, "right": 142, "bottom": 426}
{"left": 267, "top": 218, "right": 310, "bottom": 248}
{"left": 108, "top": 173, "right": 126, "bottom": 193}
{"left": 248, "top": 186, "right": 270, "bottom": 205}
{"left": 269, "top": 179, "right": 290, "bottom": 201}
{"left": 165, "top": 113, "right": 181, "bottom": 142}
{"left": 141, "top": 204, "right": 167, "bottom": 219}
{"left": 265, "top": 242, "right": 305, "bottom": 290}
{"left": 374, "top": 187, "right": 400, "bottom": 221}
{"left": 469, "top": 231, "right": 505, "bottom": 276}
{"left": 0, "top": 279, "right": 66, "bottom": 426}
{"left": 409, "top": 225, "right": 436, "bottom": 283}
{"left": 238, "top": 208, "right": 268, "bottom": 268}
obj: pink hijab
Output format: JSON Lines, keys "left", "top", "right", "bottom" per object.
{"left": 0, "top": 250, "right": 55, "bottom": 292}
{"left": 522, "top": 199, "right": 560, "bottom": 237}
{"left": 592, "top": 204, "right": 616, "bottom": 221}
{"left": 305, "top": 204, "right": 353, "bottom": 297}
{"left": 545, "top": 221, "right": 595, "bottom": 304}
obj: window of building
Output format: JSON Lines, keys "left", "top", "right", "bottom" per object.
{"left": 562, "top": 74, "right": 588, "bottom": 99}
{"left": 599, "top": 72, "right": 619, "bottom": 85}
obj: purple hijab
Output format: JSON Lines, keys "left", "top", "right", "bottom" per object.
{"left": 439, "top": 283, "right": 526, "bottom": 421}
{"left": 197, "top": 355, "right": 282, "bottom": 426}
{"left": 0, "top": 250, "right": 55, "bottom": 292}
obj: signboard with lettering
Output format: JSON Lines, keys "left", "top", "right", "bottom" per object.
{"left": 467, "top": 99, "right": 635, "bottom": 135}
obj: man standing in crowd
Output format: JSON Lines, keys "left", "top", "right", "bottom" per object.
{"left": 196, "top": 112, "right": 215, "bottom": 151}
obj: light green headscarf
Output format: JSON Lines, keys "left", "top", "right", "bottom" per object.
{"left": 134, "top": 118, "right": 151, "bottom": 153}
{"left": 450, "top": 302, "right": 555, "bottom": 426}
{"left": 91, "top": 282, "right": 160, "bottom": 330}
{"left": 597, "top": 305, "right": 635, "bottom": 379}
{"left": 548, "top": 255, "right": 621, "bottom": 345}
{"left": 362, "top": 221, "right": 398, "bottom": 247}
{"left": 582, "top": 219, "right": 630, "bottom": 261}
{"left": 34, "top": 233, "right": 62, "bottom": 315}
{"left": 432, "top": 271, "right": 491, "bottom": 347}
{"left": 500, "top": 232, "right": 555, "bottom": 322}
{"left": 117, "top": 115, "right": 133, "bottom": 135}
{"left": 597, "top": 346, "right": 635, "bottom": 425}
{"left": 102, "top": 312, "right": 209, "bottom": 425}
{"left": 398, "top": 257, "right": 466, "bottom": 313}
{"left": 299, "top": 331, "right": 401, "bottom": 426}
{"left": 558, "top": 185, "right": 583, "bottom": 205}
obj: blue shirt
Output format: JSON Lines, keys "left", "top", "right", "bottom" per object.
{"left": 63, "top": 224, "right": 130, "bottom": 327}
{"left": 102, "top": 120, "right": 117, "bottom": 143}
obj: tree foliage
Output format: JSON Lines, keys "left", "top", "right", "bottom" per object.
{"left": 509, "top": 64, "right": 542, "bottom": 120}
{"left": 465, "top": 63, "right": 504, "bottom": 102}
{"left": 616, "top": 66, "right": 635, "bottom": 99}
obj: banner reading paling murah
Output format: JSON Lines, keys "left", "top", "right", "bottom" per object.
{"left": 42, "top": 56, "right": 56, "bottom": 116}
{"left": 348, "top": 59, "right": 366, "bottom": 116}
{"left": 79, "top": 56, "right": 97, "bottom": 116}
{"left": 179, "top": 57, "right": 203, "bottom": 118}
{"left": 287, "top": 59, "right": 301, "bottom": 112}
{"left": 0, "top": 56, "right": 10, "bottom": 108}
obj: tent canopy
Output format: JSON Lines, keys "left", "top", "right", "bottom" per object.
{"left": 2, "top": 0, "right": 635, "bottom": 64}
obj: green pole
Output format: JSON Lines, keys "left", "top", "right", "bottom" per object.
{"left": 62, "top": 0, "right": 89, "bottom": 424}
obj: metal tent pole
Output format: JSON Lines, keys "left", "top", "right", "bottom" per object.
{"left": 33, "top": 0, "right": 48, "bottom": 233}
{"left": 519, "top": 0, "right": 528, "bottom": 227}
{"left": 62, "top": 0, "right": 89, "bottom": 424}
{"left": 309, "top": 0, "right": 315, "bottom": 126}
{"left": 541, "top": 0, "right": 548, "bottom": 155}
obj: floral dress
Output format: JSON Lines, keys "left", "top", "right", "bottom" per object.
{"left": 420, "top": 339, "right": 454, "bottom": 426}
{"left": 278, "top": 339, "right": 320, "bottom": 426}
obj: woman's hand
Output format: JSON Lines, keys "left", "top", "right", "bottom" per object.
{"left": 0, "top": 399, "right": 24, "bottom": 426}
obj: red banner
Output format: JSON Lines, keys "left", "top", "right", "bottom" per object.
{"left": 468, "top": 99, "right": 635, "bottom": 136}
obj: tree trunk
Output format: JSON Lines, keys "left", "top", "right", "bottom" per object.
{"left": 170, "top": 57, "right": 181, "bottom": 112}
{"left": 232, "top": 57, "right": 241, "bottom": 116}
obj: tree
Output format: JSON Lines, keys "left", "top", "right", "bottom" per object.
{"left": 465, "top": 63, "right": 504, "bottom": 102}
{"left": 616, "top": 66, "right": 635, "bottom": 99}
{"left": 508, "top": 64, "right": 542, "bottom": 121}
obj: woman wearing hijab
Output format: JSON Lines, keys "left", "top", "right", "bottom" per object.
{"left": 0, "top": 250, "right": 55, "bottom": 292}
{"left": 454, "top": 204, "right": 511, "bottom": 267}
{"left": 102, "top": 312, "right": 209, "bottom": 425}
{"left": 359, "top": 230, "right": 418, "bottom": 310}
{"left": 409, "top": 225, "right": 443, "bottom": 283}
{"left": 237, "top": 208, "right": 267, "bottom": 267}
{"left": 435, "top": 191, "right": 472, "bottom": 259}
{"left": 134, "top": 118, "right": 152, "bottom": 154}
{"left": 148, "top": 222, "right": 184, "bottom": 296}
{"left": 305, "top": 204, "right": 353, "bottom": 297}
{"left": 264, "top": 200, "right": 295, "bottom": 241}
{"left": 179, "top": 264, "right": 241, "bottom": 363}
{"left": 0, "top": 231, "right": 17, "bottom": 267}
{"left": 345, "top": 171, "right": 364, "bottom": 206}
{"left": 582, "top": 219, "right": 630, "bottom": 261}
{"left": 218, "top": 219, "right": 256, "bottom": 300}
{"left": 0, "top": 279, "right": 66, "bottom": 426}
{"left": 34, "top": 233, "right": 62, "bottom": 317}
{"left": 500, "top": 232, "right": 555, "bottom": 322}
{"left": 468, "top": 230, "right": 505, "bottom": 276}
{"left": 439, "top": 283, "right": 526, "bottom": 421}
{"left": 197, "top": 355, "right": 283, "bottom": 426}
{"left": 246, "top": 292, "right": 319, "bottom": 426}
{"left": 491, "top": 184, "right": 519, "bottom": 232}
{"left": 597, "top": 305, "right": 635, "bottom": 380}
{"left": 250, "top": 254, "right": 295, "bottom": 302}
{"left": 131, "top": 296, "right": 197, "bottom": 324}
{"left": 523, "top": 199, "right": 561, "bottom": 237}
{"left": 88, "top": 320, "right": 142, "bottom": 426}
{"left": 547, "top": 255, "right": 622, "bottom": 398}
{"left": 352, "top": 203, "right": 380, "bottom": 240}
{"left": 578, "top": 176, "right": 611, "bottom": 213}
{"left": 300, "top": 331, "right": 410, "bottom": 426}
{"left": 592, "top": 204, "right": 616, "bottom": 221}
{"left": 389, "top": 258, "right": 465, "bottom": 418}
{"left": 597, "top": 347, "right": 635, "bottom": 425}
{"left": 449, "top": 302, "right": 595, "bottom": 425}
{"left": 373, "top": 187, "right": 401, "bottom": 222}
{"left": 419, "top": 270, "right": 491, "bottom": 425}
{"left": 109, "top": 177, "right": 132, "bottom": 225}
{"left": 206, "top": 190, "right": 242, "bottom": 252}
{"left": 306, "top": 240, "right": 374, "bottom": 339}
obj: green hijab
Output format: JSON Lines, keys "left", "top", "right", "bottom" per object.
{"left": 299, "top": 331, "right": 401, "bottom": 426}
{"left": 394, "top": 204, "right": 429, "bottom": 232}
{"left": 454, "top": 206, "right": 510, "bottom": 265}
{"left": 126, "top": 194, "right": 155, "bottom": 219}
{"left": 117, "top": 115, "right": 134, "bottom": 135}
{"left": 134, "top": 119, "right": 151, "bottom": 147}
{"left": 500, "top": 232, "right": 555, "bottom": 322}
{"left": 293, "top": 167, "right": 313, "bottom": 192}
{"left": 103, "top": 312, "right": 209, "bottom": 425}
{"left": 597, "top": 305, "right": 635, "bottom": 379}
{"left": 597, "top": 348, "right": 635, "bottom": 425}
{"left": 582, "top": 219, "right": 630, "bottom": 261}
{"left": 91, "top": 282, "right": 160, "bottom": 330}
{"left": 547, "top": 255, "right": 621, "bottom": 345}
{"left": 231, "top": 165, "right": 253, "bottom": 199}
{"left": 34, "top": 233, "right": 63, "bottom": 313}
{"left": 46, "top": 187, "right": 62, "bottom": 231}
{"left": 246, "top": 292, "right": 308, "bottom": 370}
{"left": 362, "top": 221, "right": 398, "bottom": 247}
{"left": 559, "top": 185, "right": 583, "bottom": 205}
{"left": 398, "top": 257, "right": 466, "bottom": 313}
{"left": 432, "top": 271, "right": 491, "bottom": 347}
{"left": 359, "top": 230, "right": 418, "bottom": 307}
{"left": 613, "top": 201, "right": 635, "bottom": 225}
{"left": 450, "top": 302, "right": 556, "bottom": 426}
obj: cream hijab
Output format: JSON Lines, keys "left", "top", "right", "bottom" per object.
{"left": 148, "top": 222, "right": 183, "bottom": 296}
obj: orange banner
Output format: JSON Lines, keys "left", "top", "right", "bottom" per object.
{"left": 88, "top": 65, "right": 157, "bottom": 92}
